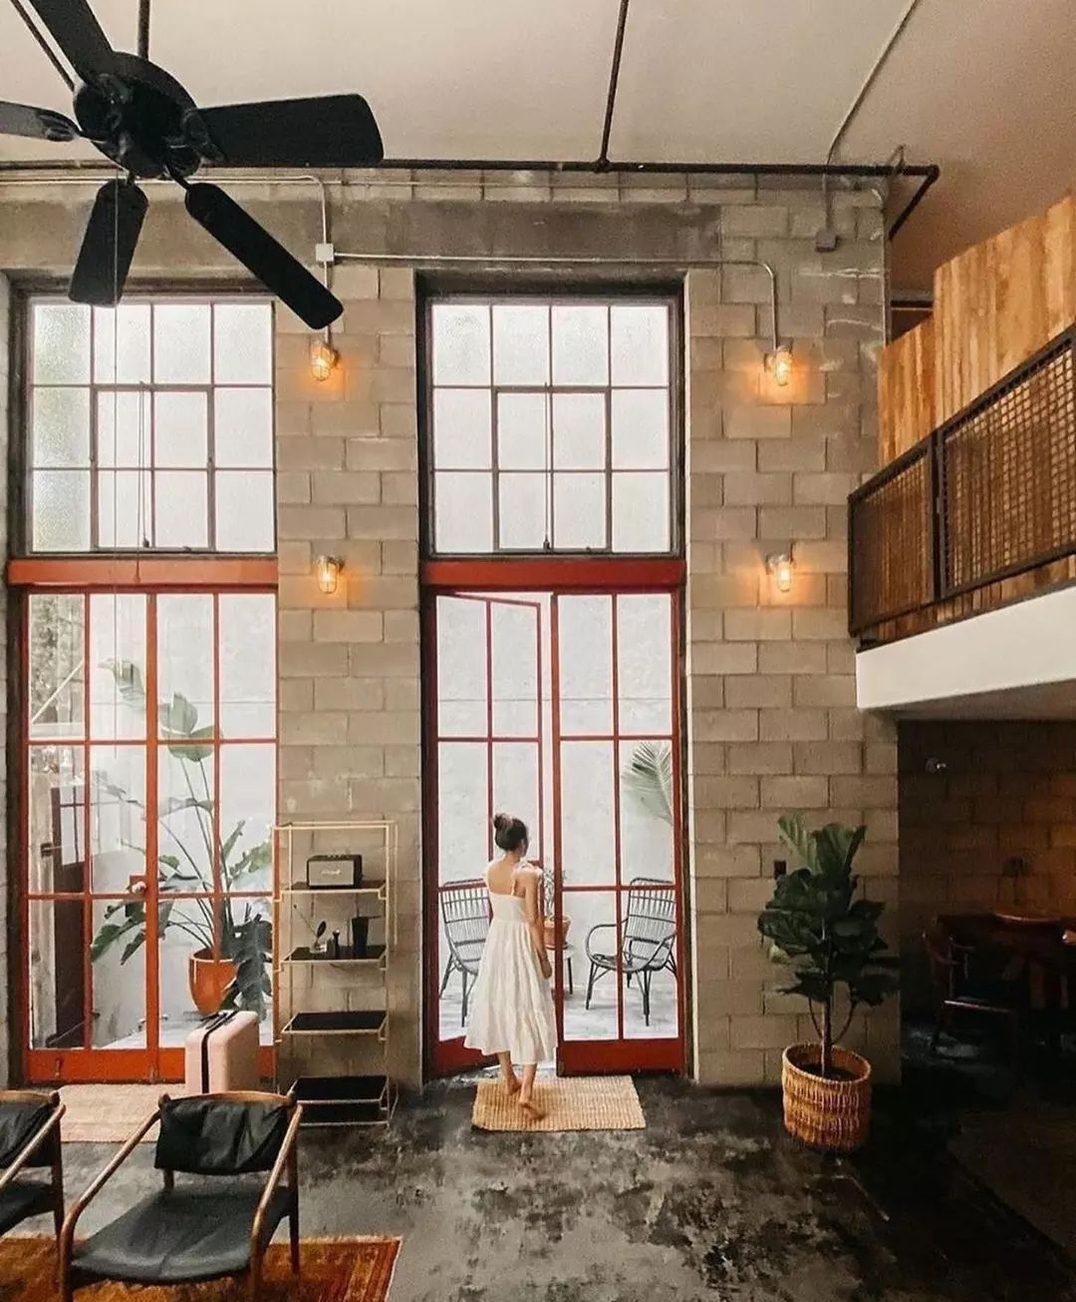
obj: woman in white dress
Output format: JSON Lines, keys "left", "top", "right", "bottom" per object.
{"left": 464, "top": 813, "right": 557, "bottom": 1120}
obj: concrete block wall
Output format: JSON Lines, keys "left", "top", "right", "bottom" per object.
{"left": 0, "top": 170, "right": 898, "bottom": 1089}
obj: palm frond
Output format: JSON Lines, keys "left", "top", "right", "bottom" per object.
{"left": 621, "top": 741, "right": 674, "bottom": 825}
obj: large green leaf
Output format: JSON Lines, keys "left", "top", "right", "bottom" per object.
{"left": 621, "top": 741, "right": 673, "bottom": 825}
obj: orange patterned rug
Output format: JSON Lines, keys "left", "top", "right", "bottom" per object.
{"left": 0, "top": 1237, "right": 400, "bottom": 1300}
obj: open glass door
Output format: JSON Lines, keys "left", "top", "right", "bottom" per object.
{"left": 430, "top": 592, "right": 545, "bottom": 1074}
{"left": 554, "top": 592, "right": 683, "bottom": 1073}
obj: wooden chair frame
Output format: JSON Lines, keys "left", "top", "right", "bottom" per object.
{"left": 58, "top": 1089, "right": 302, "bottom": 1302}
{"left": 0, "top": 1089, "right": 65, "bottom": 1241}
{"left": 923, "top": 926, "right": 1021, "bottom": 1058}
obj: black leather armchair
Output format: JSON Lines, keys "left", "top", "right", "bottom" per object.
{"left": 59, "top": 1090, "right": 302, "bottom": 1302}
{"left": 0, "top": 1090, "right": 65, "bottom": 1242}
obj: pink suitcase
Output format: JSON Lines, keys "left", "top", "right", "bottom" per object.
{"left": 183, "top": 1010, "right": 260, "bottom": 1094}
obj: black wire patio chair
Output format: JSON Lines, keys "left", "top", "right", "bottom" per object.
{"left": 584, "top": 877, "right": 677, "bottom": 1027}
{"left": 439, "top": 880, "right": 490, "bottom": 1026}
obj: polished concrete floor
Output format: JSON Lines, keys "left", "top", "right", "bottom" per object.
{"left": 56, "top": 1074, "right": 1075, "bottom": 1302}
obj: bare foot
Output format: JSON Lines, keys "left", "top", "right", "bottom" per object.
{"left": 503, "top": 1074, "right": 521, "bottom": 1096}
{"left": 519, "top": 1097, "right": 546, "bottom": 1122}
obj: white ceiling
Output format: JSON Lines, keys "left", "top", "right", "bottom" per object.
{"left": 0, "top": 0, "right": 1074, "bottom": 290}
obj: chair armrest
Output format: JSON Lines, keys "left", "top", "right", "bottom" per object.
{"left": 0, "top": 1102, "right": 64, "bottom": 1194}
{"left": 584, "top": 922, "right": 619, "bottom": 962}
{"left": 251, "top": 1103, "right": 303, "bottom": 1251}
{"left": 59, "top": 1111, "right": 160, "bottom": 1266}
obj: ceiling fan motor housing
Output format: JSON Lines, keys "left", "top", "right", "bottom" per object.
{"left": 73, "top": 52, "right": 203, "bottom": 178}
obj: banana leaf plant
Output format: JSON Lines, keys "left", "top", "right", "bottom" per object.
{"left": 89, "top": 659, "right": 272, "bottom": 1018}
{"left": 622, "top": 741, "right": 674, "bottom": 825}
{"left": 757, "top": 815, "right": 898, "bottom": 1078}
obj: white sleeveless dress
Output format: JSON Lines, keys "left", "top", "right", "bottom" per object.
{"left": 464, "top": 867, "right": 558, "bottom": 1065}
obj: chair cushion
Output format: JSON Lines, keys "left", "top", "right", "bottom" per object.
{"left": 155, "top": 1098, "right": 288, "bottom": 1175}
{"left": 73, "top": 1185, "right": 293, "bottom": 1284}
{"left": 0, "top": 1180, "right": 54, "bottom": 1236}
{"left": 0, "top": 1102, "right": 54, "bottom": 1168}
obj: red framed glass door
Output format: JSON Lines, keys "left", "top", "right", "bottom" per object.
{"left": 22, "top": 585, "right": 276, "bottom": 1083}
{"left": 425, "top": 582, "right": 684, "bottom": 1077}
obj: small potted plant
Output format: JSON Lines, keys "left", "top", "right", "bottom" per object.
{"left": 758, "top": 815, "right": 898, "bottom": 1152}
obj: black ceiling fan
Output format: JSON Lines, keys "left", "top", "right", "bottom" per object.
{"left": 0, "top": 0, "right": 385, "bottom": 327}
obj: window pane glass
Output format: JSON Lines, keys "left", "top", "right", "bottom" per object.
{"left": 214, "top": 388, "right": 273, "bottom": 468}
{"left": 437, "top": 742, "right": 488, "bottom": 882}
{"left": 220, "top": 744, "right": 274, "bottom": 893}
{"left": 97, "top": 391, "right": 147, "bottom": 468}
{"left": 557, "top": 595, "right": 613, "bottom": 734}
{"left": 156, "top": 471, "right": 208, "bottom": 548}
{"left": 29, "top": 594, "right": 84, "bottom": 740}
{"left": 492, "top": 742, "right": 540, "bottom": 847}
{"left": 621, "top": 884, "right": 678, "bottom": 1040}
{"left": 91, "top": 896, "right": 148, "bottom": 1048}
{"left": 435, "top": 472, "right": 492, "bottom": 553}
{"left": 553, "top": 472, "right": 605, "bottom": 549}
{"left": 611, "top": 389, "right": 669, "bottom": 469}
{"left": 93, "top": 305, "right": 151, "bottom": 384}
{"left": 562, "top": 890, "right": 619, "bottom": 1040}
{"left": 220, "top": 594, "right": 275, "bottom": 737}
{"left": 497, "top": 392, "right": 547, "bottom": 470}
{"left": 433, "top": 389, "right": 491, "bottom": 469}
{"left": 612, "top": 473, "right": 669, "bottom": 552}
{"left": 29, "top": 898, "right": 86, "bottom": 1048}
{"left": 155, "top": 392, "right": 208, "bottom": 469}
{"left": 32, "top": 470, "right": 90, "bottom": 551}
{"left": 158, "top": 595, "right": 214, "bottom": 739}
{"left": 620, "top": 743, "right": 674, "bottom": 882}
{"left": 213, "top": 304, "right": 272, "bottom": 383}
{"left": 611, "top": 305, "right": 668, "bottom": 386}
{"left": 553, "top": 393, "right": 605, "bottom": 470}
{"left": 215, "top": 471, "right": 274, "bottom": 551}
{"left": 432, "top": 304, "right": 490, "bottom": 385}
{"left": 499, "top": 473, "right": 547, "bottom": 550}
{"left": 492, "top": 304, "right": 549, "bottom": 385}
{"left": 561, "top": 742, "right": 616, "bottom": 886}
{"left": 33, "top": 303, "right": 90, "bottom": 384}
{"left": 90, "top": 593, "right": 148, "bottom": 740}
{"left": 436, "top": 596, "right": 487, "bottom": 736}
{"left": 89, "top": 744, "right": 147, "bottom": 892}
{"left": 98, "top": 470, "right": 152, "bottom": 549}
{"left": 617, "top": 595, "right": 672, "bottom": 734}
{"left": 153, "top": 304, "right": 211, "bottom": 383}
{"left": 32, "top": 388, "right": 90, "bottom": 468}
{"left": 552, "top": 305, "right": 608, "bottom": 386}
{"left": 491, "top": 602, "right": 539, "bottom": 737}
{"left": 28, "top": 746, "right": 85, "bottom": 893}
{"left": 159, "top": 743, "right": 215, "bottom": 892}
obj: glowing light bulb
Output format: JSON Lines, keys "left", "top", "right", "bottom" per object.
{"left": 310, "top": 338, "right": 338, "bottom": 382}
{"left": 767, "top": 551, "right": 794, "bottom": 593}
{"left": 315, "top": 555, "right": 343, "bottom": 594}
{"left": 769, "top": 343, "right": 793, "bottom": 387}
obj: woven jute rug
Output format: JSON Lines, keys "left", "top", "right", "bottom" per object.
{"left": 0, "top": 1237, "right": 400, "bottom": 1301}
{"left": 59, "top": 1084, "right": 166, "bottom": 1143}
{"left": 472, "top": 1074, "right": 645, "bottom": 1132}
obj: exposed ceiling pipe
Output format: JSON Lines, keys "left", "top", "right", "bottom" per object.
{"left": 817, "top": 0, "right": 926, "bottom": 249}
{"left": 596, "top": 0, "right": 631, "bottom": 168}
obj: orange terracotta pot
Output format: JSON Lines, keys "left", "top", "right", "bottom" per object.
{"left": 188, "top": 947, "right": 237, "bottom": 1016}
{"left": 542, "top": 916, "right": 572, "bottom": 949}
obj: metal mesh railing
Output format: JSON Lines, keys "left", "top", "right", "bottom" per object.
{"left": 850, "top": 327, "right": 1076, "bottom": 638}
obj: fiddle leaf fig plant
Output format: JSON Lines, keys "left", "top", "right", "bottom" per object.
{"left": 757, "top": 815, "right": 898, "bottom": 1078}
{"left": 89, "top": 659, "right": 272, "bottom": 1018}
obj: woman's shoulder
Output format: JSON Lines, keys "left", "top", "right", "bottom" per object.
{"left": 513, "top": 864, "right": 542, "bottom": 883}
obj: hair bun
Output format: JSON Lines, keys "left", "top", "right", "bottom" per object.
{"left": 492, "top": 812, "right": 509, "bottom": 832}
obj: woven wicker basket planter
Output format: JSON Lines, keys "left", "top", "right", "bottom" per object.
{"left": 781, "top": 1043, "right": 872, "bottom": 1152}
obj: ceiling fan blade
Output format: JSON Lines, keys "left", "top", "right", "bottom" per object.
{"left": 69, "top": 179, "right": 148, "bottom": 307}
{"left": 192, "top": 94, "right": 384, "bottom": 167}
{"left": 25, "top": 0, "right": 116, "bottom": 79}
{"left": 0, "top": 100, "right": 79, "bottom": 141}
{"left": 184, "top": 182, "right": 342, "bottom": 329}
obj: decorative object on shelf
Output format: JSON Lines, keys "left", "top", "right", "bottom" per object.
{"left": 758, "top": 815, "right": 898, "bottom": 1152}
{"left": 998, "top": 855, "right": 1030, "bottom": 907}
{"left": 351, "top": 915, "right": 371, "bottom": 959}
{"left": 306, "top": 853, "right": 363, "bottom": 889}
{"left": 312, "top": 921, "right": 328, "bottom": 953}
{"left": 328, "top": 931, "right": 342, "bottom": 959}
{"left": 90, "top": 673, "right": 271, "bottom": 1019}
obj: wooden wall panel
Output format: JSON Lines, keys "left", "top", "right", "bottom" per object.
{"left": 933, "top": 190, "right": 1075, "bottom": 423}
{"left": 877, "top": 190, "right": 1075, "bottom": 468}
{"left": 877, "top": 318, "right": 934, "bottom": 465}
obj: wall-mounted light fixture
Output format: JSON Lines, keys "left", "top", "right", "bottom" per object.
{"left": 766, "top": 549, "right": 795, "bottom": 593}
{"left": 310, "top": 337, "right": 339, "bottom": 382}
{"left": 766, "top": 342, "right": 793, "bottom": 388}
{"left": 315, "top": 554, "right": 344, "bottom": 594}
